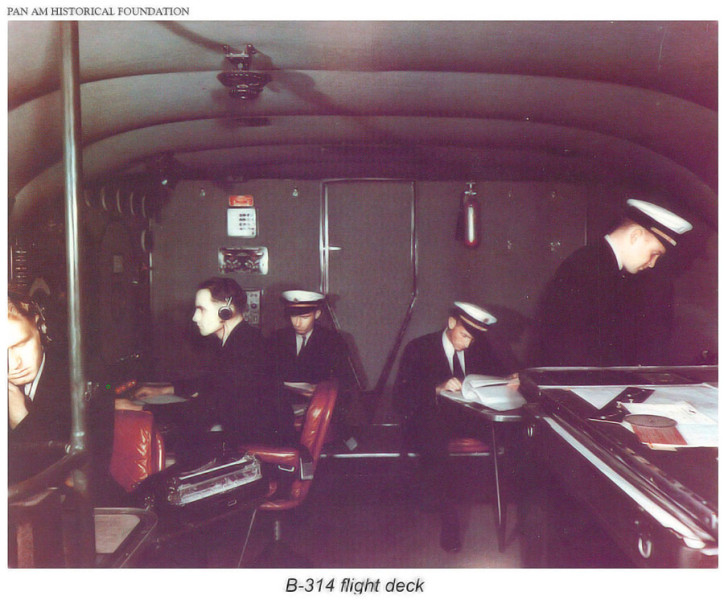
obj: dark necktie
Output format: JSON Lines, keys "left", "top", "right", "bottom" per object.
{"left": 452, "top": 352, "right": 465, "bottom": 380}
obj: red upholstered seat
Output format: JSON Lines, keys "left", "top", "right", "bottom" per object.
{"left": 293, "top": 402, "right": 339, "bottom": 444}
{"left": 109, "top": 409, "right": 165, "bottom": 493}
{"left": 238, "top": 380, "right": 338, "bottom": 566}
{"left": 242, "top": 380, "right": 338, "bottom": 511}
{"left": 447, "top": 436, "right": 490, "bottom": 454}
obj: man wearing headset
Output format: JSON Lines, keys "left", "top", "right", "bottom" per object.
{"left": 134, "top": 277, "right": 290, "bottom": 458}
{"left": 8, "top": 288, "right": 71, "bottom": 482}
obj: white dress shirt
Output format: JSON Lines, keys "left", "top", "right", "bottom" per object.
{"left": 441, "top": 330, "right": 465, "bottom": 377}
{"left": 604, "top": 234, "right": 624, "bottom": 271}
{"left": 296, "top": 330, "right": 312, "bottom": 355}
{"left": 24, "top": 353, "right": 46, "bottom": 402}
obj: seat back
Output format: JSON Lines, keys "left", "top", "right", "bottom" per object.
{"left": 299, "top": 380, "right": 339, "bottom": 462}
{"left": 260, "top": 380, "right": 338, "bottom": 511}
{"left": 109, "top": 410, "right": 166, "bottom": 493}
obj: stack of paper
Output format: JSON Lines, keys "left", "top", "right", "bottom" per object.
{"left": 461, "top": 375, "right": 526, "bottom": 411}
{"left": 622, "top": 398, "right": 717, "bottom": 449}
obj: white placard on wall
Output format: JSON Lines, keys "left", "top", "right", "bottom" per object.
{"left": 227, "top": 207, "right": 257, "bottom": 237}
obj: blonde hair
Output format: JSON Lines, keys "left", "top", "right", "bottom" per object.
{"left": 8, "top": 292, "right": 49, "bottom": 344}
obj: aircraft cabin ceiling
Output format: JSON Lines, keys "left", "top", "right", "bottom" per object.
{"left": 7, "top": 20, "right": 718, "bottom": 228}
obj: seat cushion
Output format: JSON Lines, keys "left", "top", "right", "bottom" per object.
{"left": 109, "top": 410, "right": 160, "bottom": 493}
{"left": 447, "top": 437, "right": 489, "bottom": 454}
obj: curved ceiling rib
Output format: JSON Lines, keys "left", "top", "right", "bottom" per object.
{"left": 7, "top": 20, "right": 717, "bottom": 230}
{"left": 8, "top": 70, "right": 716, "bottom": 198}
{"left": 12, "top": 112, "right": 716, "bottom": 229}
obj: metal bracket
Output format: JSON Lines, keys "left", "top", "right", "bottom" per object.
{"left": 223, "top": 43, "right": 258, "bottom": 70}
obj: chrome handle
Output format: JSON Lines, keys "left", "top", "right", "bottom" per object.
{"left": 637, "top": 534, "right": 652, "bottom": 559}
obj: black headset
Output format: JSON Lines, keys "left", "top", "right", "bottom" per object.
{"left": 8, "top": 289, "right": 51, "bottom": 345}
{"left": 218, "top": 297, "right": 234, "bottom": 321}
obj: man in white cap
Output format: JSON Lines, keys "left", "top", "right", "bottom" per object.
{"left": 532, "top": 199, "right": 693, "bottom": 367}
{"left": 394, "top": 302, "right": 518, "bottom": 553}
{"left": 269, "top": 290, "right": 359, "bottom": 444}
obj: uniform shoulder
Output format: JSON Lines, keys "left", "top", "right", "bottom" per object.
{"left": 230, "top": 320, "right": 263, "bottom": 343}
{"left": 269, "top": 325, "right": 292, "bottom": 340}
{"left": 403, "top": 330, "right": 441, "bottom": 352}
{"left": 554, "top": 242, "right": 611, "bottom": 278}
{"left": 312, "top": 324, "right": 342, "bottom": 339}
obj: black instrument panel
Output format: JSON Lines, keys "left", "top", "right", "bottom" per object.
{"left": 519, "top": 366, "right": 718, "bottom": 568}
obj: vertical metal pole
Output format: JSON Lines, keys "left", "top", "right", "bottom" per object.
{"left": 60, "top": 20, "right": 94, "bottom": 566}
{"left": 320, "top": 182, "right": 330, "bottom": 295}
{"left": 61, "top": 20, "right": 86, "bottom": 454}
{"left": 409, "top": 180, "right": 418, "bottom": 294}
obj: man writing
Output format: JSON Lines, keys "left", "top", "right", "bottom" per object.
{"left": 394, "top": 302, "right": 518, "bottom": 552}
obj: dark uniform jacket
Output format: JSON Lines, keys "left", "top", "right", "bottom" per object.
{"left": 270, "top": 325, "right": 355, "bottom": 386}
{"left": 269, "top": 324, "right": 358, "bottom": 432}
{"left": 394, "top": 330, "right": 512, "bottom": 419}
{"left": 531, "top": 241, "right": 668, "bottom": 367}
{"left": 393, "top": 329, "right": 514, "bottom": 458}
{"left": 172, "top": 321, "right": 286, "bottom": 445}
{"left": 9, "top": 348, "right": 71, "bottom": 484}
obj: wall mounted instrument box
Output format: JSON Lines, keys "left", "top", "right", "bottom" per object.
{"left": 218, "top": 247, "right": 268, "bottom": 274}
{"left": 243, "top": 289, "right": 262, "bottom": 327}
{"left": 227, "top": 207, "right": 257, "bottom": 238}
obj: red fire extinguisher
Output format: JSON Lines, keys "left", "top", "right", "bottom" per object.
{"left": 456, "top": 182, "right": 480, "bottom": 248}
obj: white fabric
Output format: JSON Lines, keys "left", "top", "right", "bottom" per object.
{"left": 453, "top": 301, "right": 497, "bottom": 326}
{"left": 24, "top": 352, "right": 46, "bottom": 402}
{"left": 626, "top": 199, "right": 693, "bottom": 234}
{"left": 282, "top": 289, "right": 324, "bottom": 303}
{"left": 296, "top": 332, "right": 311, "bottom": 355}
{"left": 604, "top": 234, "right": 623, "bottom": 270}
{"left": 441, "top": 330, "right": 465, "bottom": 376}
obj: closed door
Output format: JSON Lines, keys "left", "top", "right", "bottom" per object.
{"left": 323, "top": 180, "right": 416, "bottom": 390}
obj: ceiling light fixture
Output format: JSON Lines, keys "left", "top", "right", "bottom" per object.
{"left": 217, "top": 43, "right": 270, "bottom": 100}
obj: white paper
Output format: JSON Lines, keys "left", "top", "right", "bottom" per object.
{"left": 292, "top": 403, "right": 308, "bottom": 417}
{"left": 283, "top": 381, "right": 316, "bottom": 397}
{"left": 95, "top": 514, "right": 141, "bottom": 554}
{"left": 460, "top": 376, "right": 526, "bottom": 411}
{"left": 622, "top": 389, "right": 718, "bottom": 447}
{"left": 134, "top": 393, "right": 189, "bottom": 405}
{"left": 461, "top": 374, "right": 509, "bottom": 388}
{"left": 623, "top": 401, "right": 716, "bottom": 426}
{"left": 562, "top": 386, "right": 630, "bottom": 410}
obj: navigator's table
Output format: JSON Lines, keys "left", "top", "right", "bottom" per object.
{"left": 519, "top": 366, "right": 718, "bottom": 567}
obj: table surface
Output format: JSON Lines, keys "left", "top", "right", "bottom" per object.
{"left": 519, "top": 366, "right": 718, "bottom": 536}
{"left": 438, "top": 389, "right": 524, "bottom": 423}
{"left": 519, "top": 367, "right": 718, "bottom": 488}
{"left": 95, "top": 507, "right": 158, "bottom": 567}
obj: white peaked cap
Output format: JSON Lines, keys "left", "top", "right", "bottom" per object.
{"left": 453, "top": 301, "right": 497, "bottom": 332}
{"left": 626, "top": 199, "right": 693, "bottom": 246}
